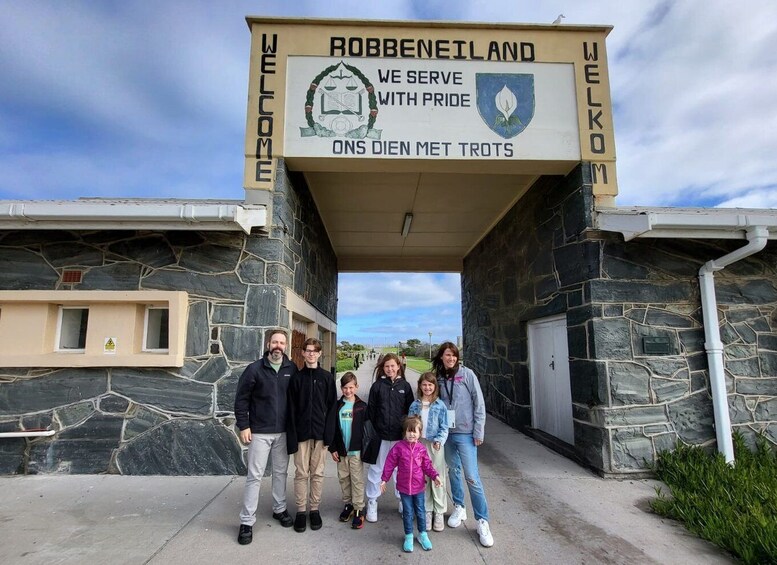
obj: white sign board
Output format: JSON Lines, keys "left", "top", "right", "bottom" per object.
{"left": 284, "top": 57, "right": 580, "bottom": 161}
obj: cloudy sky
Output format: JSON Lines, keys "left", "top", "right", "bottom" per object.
{"left": 1, "top": 1, "right": 776, "bottom": 345}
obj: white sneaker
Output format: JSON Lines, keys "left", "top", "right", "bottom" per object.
{"left": 447, "top": 504, "right": 467, "bottom": 528}
{"left": 433, "top": 512, "right": 444, "bottom": 532}
{"left": 398, "top": 499, "right": 403, "bottom": 514}
{"left": 425, "top": 511, "right": 432, "bottom": 530}
{"left": 477, "top": 518, "right": 494, "bottom": 547}
{"left": 366, "top": 498, "right": 378, "bottom": 523}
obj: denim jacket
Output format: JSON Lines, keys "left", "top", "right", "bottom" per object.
{"left": 408, "top": 398, "right": 449, "bottom": 444}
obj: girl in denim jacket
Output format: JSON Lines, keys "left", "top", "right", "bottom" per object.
{"left": 408, "top": 372, "right": 448, "bottom": 532}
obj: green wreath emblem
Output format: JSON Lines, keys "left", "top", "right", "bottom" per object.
{"left": 301, "top": 62, "right": 381, "bottom": 139}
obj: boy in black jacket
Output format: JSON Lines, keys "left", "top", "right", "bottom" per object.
{"left": 286, "top": 337, "right": 337, "bottom": 532}
{"left": 324, "top": 371, "right": 368, "bottom": 529}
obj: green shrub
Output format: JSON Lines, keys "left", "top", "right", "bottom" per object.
{"left": 651, "top": 432, "right": 777, "bottom": 564}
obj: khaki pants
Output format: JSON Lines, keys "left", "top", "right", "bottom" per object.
{"left": 337, "top": 453, "right": 365, "bottom": 511}
{"left": 293, "top": 439, "right": 327, "bottom": 512}
{"left": 421, "top": 438, "right": 447, "bottom": 514}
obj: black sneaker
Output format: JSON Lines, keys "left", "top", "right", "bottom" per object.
{"left": 294, "top": 512, "right": 307, "bottom": 533}
{"left": 339, "top": 503, "right": 354, "bottom": 522}
{"left": 351, "top": 510, "right": 365, "bottom": 530}
{"left": 237, "top": 524, "right": 252, "bottom": 545}
{"left": 310, "top": 510, "right": 323, "bottom": 530}
{"left": 272, "top": 510, "right": 293, "bottom": 528}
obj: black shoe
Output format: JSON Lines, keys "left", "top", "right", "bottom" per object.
{"left": 272, "top": 510, "right": 293, "bottom": 528}
{"left": 351, "top": 510, "right": 365, "bottom": 529}
{"left": 310, "top": 510, "right": 323, "bottom": 531}
{"left": 339, "top": 503, "right": 354, "bottom": 522}
{"left": 294, "top": 512, "right": 307, "bottom": 533}
{"left": 237, "top": 524, "right": 252, "bottom": 545}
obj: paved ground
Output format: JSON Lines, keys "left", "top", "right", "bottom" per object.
{"left": 0, "top": 359, "right": 734, "bottom": 564}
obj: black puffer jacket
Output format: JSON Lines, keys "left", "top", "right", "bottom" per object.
{"left": 234, "top": 354, "right": 296, "bottom": 433}
{"left": 367, "top": 376, "right": 414, "bottom": 441}
{"left": 286, "top": 365, "right": 337, "bottom": 454}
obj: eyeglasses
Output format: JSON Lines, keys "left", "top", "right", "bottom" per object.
{"left": 303, "top": 349, "right": 321, "bottom": 354}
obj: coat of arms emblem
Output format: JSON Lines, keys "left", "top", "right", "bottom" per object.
{"left": 300, "top": 61, "right": 381, "bottom": 139}
{"left": 475, "top": 73, "right": 535, "bottom": 139}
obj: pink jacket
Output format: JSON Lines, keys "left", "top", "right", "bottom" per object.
{"left": 381, "top": 439, "right": 439, "bottom": 495}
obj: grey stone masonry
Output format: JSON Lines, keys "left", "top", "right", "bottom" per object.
{"left": 0, "top": 168, "right": 337, "bottom": 475}
{"left": 463, "top": 164, "right": 777, "bottom": 475}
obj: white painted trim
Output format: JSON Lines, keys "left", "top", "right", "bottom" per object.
{"left": 596, "top": 207, "right": 777, "bottom": 241}
{"left": 0, "top": 430, "right": 56, "bottom": 438}
{"left": 284, "top": 289, "right": 337, "bottom": 333}
{"left": 0, "top": 201, "right": 267, "bottom": 234}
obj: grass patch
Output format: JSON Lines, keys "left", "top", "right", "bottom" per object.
{"left": 651, "top": 433, "right": 777, "bottom": 564}
{"left": 406, "top": 357, "right": 431, "bottom": 373}
{"left": 336, "top": 357, "right": 354, "bottom": 373}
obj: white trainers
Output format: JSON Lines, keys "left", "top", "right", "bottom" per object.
{"left": 433, "top": 512, "right": 444, "bottom": 532}
{"left": 425, "top": 511, "right": 432, "bottom": 530}
{"left": 366, "top": 498, "right": 378, "bottom": 523}
{"left": 447, "top": 504, "right": 467, "bottom": 528}
{"left": 398, "top": 499, "right": 403, "bottom": 514}
{"left": 477, "top": 518, "right": 494, "bottom": 547}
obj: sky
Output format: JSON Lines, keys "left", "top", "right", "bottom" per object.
{"left": 1, "top": 1, "right": 776, "bottom": 346}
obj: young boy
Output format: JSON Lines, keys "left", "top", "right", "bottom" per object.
{"left": 324, "top": 372, "right": 368, "bottom": 529}
{"left": 286, "top": 337, "right": 337, "bottom": 532}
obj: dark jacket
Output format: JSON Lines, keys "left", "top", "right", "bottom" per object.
{"left": 367, "top": 376, "right": 414, "bottom": 441}
{"left": 286, "top": 364, "right": 337, "bottom": 454}
{"left": 324, "top": 395, "right": 368, "bottom": 457}
{"left": 234, "top": 353, "right": 296, "bottom": 433}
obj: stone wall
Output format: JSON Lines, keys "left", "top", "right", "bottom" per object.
{"left": 463, "top": 164, "right": 777, "bottom": 475}
{"left": 0, "top": 166, "right": 338, "bottom": 474}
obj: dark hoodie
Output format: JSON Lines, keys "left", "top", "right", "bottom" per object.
{"left": 286, "top": 364, "right": 337, "bottom": 454}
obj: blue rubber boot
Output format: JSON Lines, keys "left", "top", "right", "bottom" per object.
{"left": 417, "top": 531, "right": 433, "bottom": 551}
{"left": 403, "top": 533, "right": 414, "bottom": 552}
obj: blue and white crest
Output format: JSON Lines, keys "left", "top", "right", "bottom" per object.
{"left": 476, "top": 73, "right": 535, "bottom": 139}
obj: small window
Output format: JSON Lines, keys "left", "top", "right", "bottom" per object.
{"left": 144, "top": 307, "right": 169, "bottom": 351}
{"left": 57, "top": 307, "right": 89, "bottom": 351}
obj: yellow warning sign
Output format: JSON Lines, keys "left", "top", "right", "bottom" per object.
{"left": 104, "top": 337, "right": 117, "bottom": 354}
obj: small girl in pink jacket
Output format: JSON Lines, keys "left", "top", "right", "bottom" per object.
{"left": 380, "top": 415, "right": 442, "bottom": 553}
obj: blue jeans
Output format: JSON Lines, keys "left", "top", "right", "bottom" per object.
{"left": 445, "top": 432, "right": 489, "bottom": 521}
{"left": 399, "top": 492, "right": 426, "bottom": 534}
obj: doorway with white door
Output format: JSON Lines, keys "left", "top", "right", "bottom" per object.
{"left": 528, "top": 314, "right": 574, "bottom": 445}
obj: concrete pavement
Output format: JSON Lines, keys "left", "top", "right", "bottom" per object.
{"left": 0, "top": 358, "right": 734, "bottom": 564}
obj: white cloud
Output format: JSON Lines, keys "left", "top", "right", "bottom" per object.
{"left": 338, "top": 272, "right": 460, "bottom": 316}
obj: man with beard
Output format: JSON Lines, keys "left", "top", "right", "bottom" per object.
{"left": 235, "top": 329, "right": 296, "bottom": 545}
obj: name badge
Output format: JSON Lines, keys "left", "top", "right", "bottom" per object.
{"left": 447, "top": 409, "right": 456, "bottom": 429}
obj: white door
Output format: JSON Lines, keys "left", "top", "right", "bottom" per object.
{"left": 528, "top": 314, "right": 574, "bottom": 444}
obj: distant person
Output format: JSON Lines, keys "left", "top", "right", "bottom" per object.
{"left": 381, "top": 415, "right": 441, "bottom": 552}
{"left": 433, "top": 341, "right": 494, "bottom": 548}
{"left": 234, "top": 329, "right": 296, "bottom": 546}
{"left": 408, "top": 372, "right": 449, "bottom": 531}
{"left": 286, "top": 337, "right": 337, "bottom": 533}
{"left": 365, "top": 352, "right": 414, "bottom": 523}
{"left": 324, "top": 371, "right": 368, "bottom": 529}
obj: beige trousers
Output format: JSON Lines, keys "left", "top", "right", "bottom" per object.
{"left": 421, "top": 438, "right": 448, "bottom": 514}
{"left": 336, "top": 453, "right": 365, "bottom": 511}
{"left": 293, "top": 439, "right": 327, "bottom": 512}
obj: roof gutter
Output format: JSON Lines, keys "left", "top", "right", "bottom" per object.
{"left": 0, "top": 201, "right": 267, "bottom": 234}
{"left": 698, "top": 225, "right": 769, "bottom": 464}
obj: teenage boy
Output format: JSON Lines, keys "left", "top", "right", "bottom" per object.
{"left": 286, "top": 337, "right": 337, "bottom": 532}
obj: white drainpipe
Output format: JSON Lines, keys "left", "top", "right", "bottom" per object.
{"left": 698, "top": 225, "right": 769, "bottom": 464}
